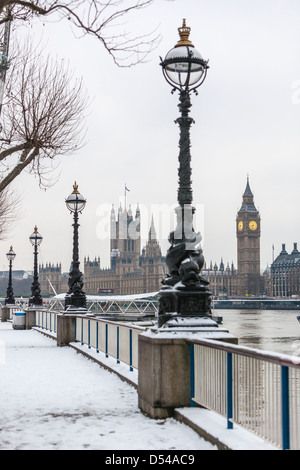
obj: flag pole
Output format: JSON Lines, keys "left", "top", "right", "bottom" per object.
{"left": 125, "top": 184, "right": 130, "bottom": 210}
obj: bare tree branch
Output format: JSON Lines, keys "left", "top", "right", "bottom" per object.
{"left": 0, "top": 39, "right": 88, "bottom": 193}
{"left": 0, "top": 186, "right": 20, "bottom": 240}
{"left": 0, "top": 1, "right": 160, "bottom": 66}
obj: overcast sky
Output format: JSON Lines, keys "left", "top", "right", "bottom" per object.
{"left": 0, "top": 0, "right": 299, "bottom": 276}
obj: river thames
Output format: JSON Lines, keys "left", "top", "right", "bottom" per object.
{"left": 217, "top": 309, "right": 300, "bottom": 357}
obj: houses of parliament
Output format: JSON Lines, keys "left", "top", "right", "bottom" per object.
{"left": 40, "top": 178, "right": 273, "bottom": 298}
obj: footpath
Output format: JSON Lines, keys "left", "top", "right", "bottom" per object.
{"left": 0, "top": 322, "right": 276, "bottom": 451}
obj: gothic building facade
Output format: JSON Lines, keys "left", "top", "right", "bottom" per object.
{"left": 40, "top": 179, "right": 267, "bottom": 298}
{"left": 271, "top": 243, "right": 300, "bottom": 297}
{"left": 203, "top": 177, "right": 263, "bottom": 297}
{"left": 83, "top": 204, "right": 166, "bottom": 295}
{"left": 236, "top": 177, "right": 261, "bottom": 295}
{"left": 39, "top": 263, "right": 68, "bottom": 296}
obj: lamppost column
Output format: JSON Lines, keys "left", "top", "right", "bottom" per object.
{"left": 158, "top": 19, "right": 212, "bottom": 328}
{"left": 5, "top": 246, "right": 16, "bottom": 305}
{"left": 177, "top": 90, "right": 194, "bottom": 208}
{"left": 29, "top": 227, "right": 43, "bottom": 307}
{"left": 65, "top": 182, "right": 87, "bottom": 311}
{"left": 73, "top": 209, "right": 80, "bottom": 265}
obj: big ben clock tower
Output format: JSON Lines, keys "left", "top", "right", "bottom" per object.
{"left": 236, "top": 177, "right": 261, "bottom": 295}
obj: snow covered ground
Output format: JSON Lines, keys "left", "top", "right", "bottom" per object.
{"left": 0, "top": 322, "right": 215, "bottom": 451}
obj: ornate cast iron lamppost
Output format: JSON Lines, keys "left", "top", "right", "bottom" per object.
{"left": 65, "top": 182, "right": 87, "bottom": 311}
{"left": 158, "top": 19, "right": 212, "bottom": 328}
{"left": 29, "top": 226, "right": 43, "bottom": 307}
{"left": 5, "top": 246, "right": 16, "bottom": 305}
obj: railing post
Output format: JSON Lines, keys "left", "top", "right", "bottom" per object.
{"left": 96, "top": 322, "right": 99, "bottom": 353}
{"left": 117, "top": 326, "right": 120, "bottom": 364}
{"left": 129, "top": 329, "right": 133, "bottom": 371}
{"left": 74, "top": 317, "right": 77, "bottom": 342}
{"left": 88, "top": 319, "right": 91, "bottom": 349}
{"left": 190, "top": 343, "right": 196, "bottom": 407}
{"left": 56, "top": 313, "right": 77, "bottom": 347}
{"left": 81, "top": 318, "right": 83, "bottom": 345}
{"left": 227, "top": 352, "right": 233, "bottom": 429}
{"left": 281, "top": 365, "right": 290, "bottom": 450}
{"left": 105, "top": 323, "right": 108, "bottom": 358}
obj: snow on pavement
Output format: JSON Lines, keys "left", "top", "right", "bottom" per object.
{"left": 0, "top": 322, "right": 216, "bottom": 451}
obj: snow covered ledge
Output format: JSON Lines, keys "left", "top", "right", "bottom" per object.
{"left": 138, "top": 316, "right": 237, "bottom": 419}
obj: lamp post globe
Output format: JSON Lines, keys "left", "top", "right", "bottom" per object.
{"left": 160, "top": 19, "right": 208, "bottom": 93}
{"left": 65, "top": 182, "right": 87, "bottom": 311}
{"left": 158, "top": 20, "right": 212, "bottom": 328}
{"left": 5, "top": 246, "right": 16, "bottom": 305}
{"left": 29, "top": 226, "right": 43, "bottom": 307}
{"left": 66, "top": 184, "right": 87, "bottom": 213}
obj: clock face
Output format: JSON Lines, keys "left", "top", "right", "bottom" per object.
{"left": 238, "top": 221, "right": 243, "bottom": 231}
{"left": 249, "top": 221, "right": 258, "bottom": 231}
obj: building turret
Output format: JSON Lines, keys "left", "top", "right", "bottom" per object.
{"left": 236, "top": 176, "right": 261, "bottom": 295}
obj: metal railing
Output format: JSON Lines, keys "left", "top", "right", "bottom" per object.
{"left": 188, "top": 338, "right": 300, "bottom": 450}
{"left": 35, "top": 309, "right": 58, "bottom": 334}
{"left": 74, "top": 316, "right": 146, "bottom": 371}
{"left": 47, "top": 294, "right": 158, "bottom": 316}
{"left": 0, "top": 299, "right": 29, "bottom": 309}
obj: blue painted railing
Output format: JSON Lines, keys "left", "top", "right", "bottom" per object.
{"left": 35, "top": 309, "right": 57, "bottom": 333}
{"left": 187, "top": 338, "right": 300, "bottom": 450}
{"left": 74, "top": 316, "right": 145, "bottom": 371}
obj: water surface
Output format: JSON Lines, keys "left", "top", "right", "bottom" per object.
{"left": 216, "top": 309, "right": 300, "bottom": 356}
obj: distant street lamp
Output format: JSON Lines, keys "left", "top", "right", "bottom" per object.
{"left": 5, "top": 246, "right": 16, "bottom": 305}
{"left": 65, "top": 182, "right": 87, "bottom": 311}
{"left": 158, "top": 20, "right": 212, "bottom": 327}
{"left": 29, "top": 226, "right": 43, "bottom": 307}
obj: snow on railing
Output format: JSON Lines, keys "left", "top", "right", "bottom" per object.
{"left": 187, "top": 338, "right": 300, "bottom": 450}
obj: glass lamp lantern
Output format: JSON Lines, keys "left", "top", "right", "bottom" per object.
{"left": 29, "top": 226, "right": 43, "bottom": 246}
{"left": 160, "top": 19, "right": 209, "bottom": 92}
{"left": 6, "top": 246, "right": 16, "bottom": 262}
{"left": 66, "top": 182, "right": 86, "bottom": 213}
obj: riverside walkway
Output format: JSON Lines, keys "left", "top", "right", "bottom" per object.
{"left": 0, "top": 322, "right": 215, "bottom": 451}
{"left": 0, "top": 321, "right": 276, "bottom": 451}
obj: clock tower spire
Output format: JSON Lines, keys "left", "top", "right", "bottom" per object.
{"left": 236, "top": 177, "right": 261, "bottom": 295}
